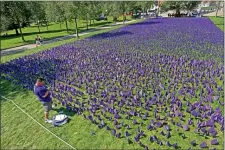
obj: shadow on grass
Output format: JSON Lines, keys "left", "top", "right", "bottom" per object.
{"left": 53, "top": 107, "right": 75, "bottom": 117}
{"left": 129, "top": 21, "right": 161, "bottom": 26}
{"left": 0, "top": 78, "right": 75, "bottom": 117}
{"left": 1, "top": 49, "right": 26, "bottom": 56}
{"left": 0, "top": 79, "right": 30, "bottom": 102}
{"left": 89, "top": 31, "right": 133, "bottom": 40}
{"left": 0, "top": 57, "right": 64, "bottom": 101}
{"left": 90, "top": 21, "right": 112, "bottom": 27}
{"left": 0, "top": 27, "right": 91, "bottom": 40}
{"left": 0, "top": 26, "right": 104, "bottom": 51}
{"left": 0, "top": 29, "right": 75, "bottom": 40}
{"left": 1, "top": 22, "right": 109, "bottom": 41}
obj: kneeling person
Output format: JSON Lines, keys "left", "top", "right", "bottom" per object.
{"left": 34, "top": 78, "right": 53, "bottom": 123}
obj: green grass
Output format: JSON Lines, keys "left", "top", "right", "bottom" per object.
{"left": 0, "top": 16, "right": 132, "bottom": 50}
{"left": 209, "top": 16, "right": 224, "bottom": 31}
{"left": 201, "top": 6, "right": 216, "bottom": 10}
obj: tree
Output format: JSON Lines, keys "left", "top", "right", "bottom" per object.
{"left": 104, "top": 2, "right": 121, "bottom": 22}
{"left": 136, "top": 1, "right": 153, "bottom": 14}
{"left": 0, "top": 15, "right": 11, "bottom": 33}
{"left": 67, "top": 1, "right": 81, "bottom": 38}
{"left": 29, "top": 2, "right": 47, "bottom": 33}
{"left": 1, "top": 1, "right": 32, "bottom": 41}
{"left": 160, "top": 1, "right": 200, "bottom": 17}
{"left": 183, "top": 1, "right": 201, "bottom": 16}
{"left": 161, "top": 1, "right": 184, "bottom": 17}
{"left": 88, "top": 1, "right": 102, "bottom": 26}
{"left": 45, "top": 2, "right": 70, "bottom": 32}
{"left": 79, "top": 2, "right": 90, "bottom": 30}
{"left": 215, "top": 1, "right": 224, "bottom": 17}
{"left": 120, "top": 2, "right": 130, "bottom": 24}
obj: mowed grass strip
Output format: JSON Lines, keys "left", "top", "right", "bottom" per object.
{"left": 209, "top": 16, "right": 224, "bottom": 31}
{"left": 0, "top": 16, "right": 132, "bottom": 50}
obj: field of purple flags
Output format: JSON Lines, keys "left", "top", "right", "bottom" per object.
{"left": 1, "top": 18, "right": 224, "bottom": 149}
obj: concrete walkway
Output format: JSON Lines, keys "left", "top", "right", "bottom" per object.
{"left": 1, "top": 20, "right": 136, "bottom": 56}
{"left": 202, "top": 10, "right": 224, "bottom": 17}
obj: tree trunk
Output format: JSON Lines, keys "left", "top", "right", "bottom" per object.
{"left": 86, "top": 14, "right": 89, "bottom": 30}
{"left": 89, "top": 19, "right": 91, "bottom": 26}
{"left": 18, "top": 21, "right": 25, "bottom": 41}
{"left": 113, "top": 16, "right": 117, "bottom": 22}
{"left": 216, "top": 1, "right": 221, "bottom": 18}
{"left": 60, "top": 22, "right": 62, "bottom": 29}
{"left": 215, "top": 8, "right": 219, "bottom": 17}
{"left": 93, "top": 19, "right": 95, "bottom": 26}
{"left": 46, "top": 21, "right": 48, "bottom": 30}
{"left": 65, "top": 19, "right": 68, "bottom": 32}
{"left": 123, "top": 13, "right": 125, "bottom": 24}
{"left": 15, "top": 28, "right": 19, "bottom": 35}
{"left": 74, "top": 17, "right": 79, "bottom": 38}
{"left": 37, "top": 22, "right": 41, "bottom": 33}
{"left": 176, "top": 9, "right": 181, "bottom": 17}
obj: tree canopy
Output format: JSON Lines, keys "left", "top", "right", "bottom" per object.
{"left": 160, "top": 1, "right": 200, "bottom": 16}
{"left": 1, "top": 1, "right": 154, "bottom": 40}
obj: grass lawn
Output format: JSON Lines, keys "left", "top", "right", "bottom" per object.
{"left": 1, "top": 17, "right": 224, "bottom": 149}
{"left": 0, "top": 16, "right": 132, "bottom": 50}
{"left": 209, "top": 16, "right": 224, "bottom": 31}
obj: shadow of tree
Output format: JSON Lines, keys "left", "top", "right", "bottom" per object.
{"left": 89, "top": 31, "right": 133, "bottom": 40}
{"left": 129, "top": 21, "right": 161, "bottom": 26}
{"left": 90, "top": 21, "right": 112, "bottom": 27}
{"left": 0, "top": 79, "right": 30, "bottom": 102}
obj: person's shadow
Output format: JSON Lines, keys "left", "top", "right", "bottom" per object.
{"left": 52, "top": 107, "right": 75, "bottom": 117}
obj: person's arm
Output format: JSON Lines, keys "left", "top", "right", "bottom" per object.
{"left": 43, "top": 91, "right": 49, "bottom": 98}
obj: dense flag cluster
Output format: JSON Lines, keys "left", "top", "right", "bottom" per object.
{"left": 1, "top": 18, "right": 224, "bottom": 149}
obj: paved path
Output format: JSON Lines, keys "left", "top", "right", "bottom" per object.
{"left": 202, "top": 10, "right": 224, "bottom": 17}
{"left": 1, "top": 20, "right": 136, "bottom": 56}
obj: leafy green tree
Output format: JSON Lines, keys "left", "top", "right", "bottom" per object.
{"left": 29, "top": 2, "right": 47, "bottom": 33}
{"left": 45, "top": 2, "right": 70, "bottom": 32}
{"left": 67, "top": 1, "right": 81, "bottom": 37}
{"left": 88, "top": 1, "right": 102, "bottom": 26}
{"left": 183, "top": 1, "right": 201, "bottom": 15}
{"left": 104, "top": 2, "right": 121, "bottom": 22}
{"left": 136, "top": 1, "right": 153, "bottom": 14}
{"left": 78, "top": 2, "right": 90, "bottom": 30}
{"left": 0, "top": 15, "right": 11, "bottom": 33}
{"left": 1, "top": 1, "right": 32, "bottom": 41}
{"left": 161, "top": 1, "right": 200, "bottom": 17}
